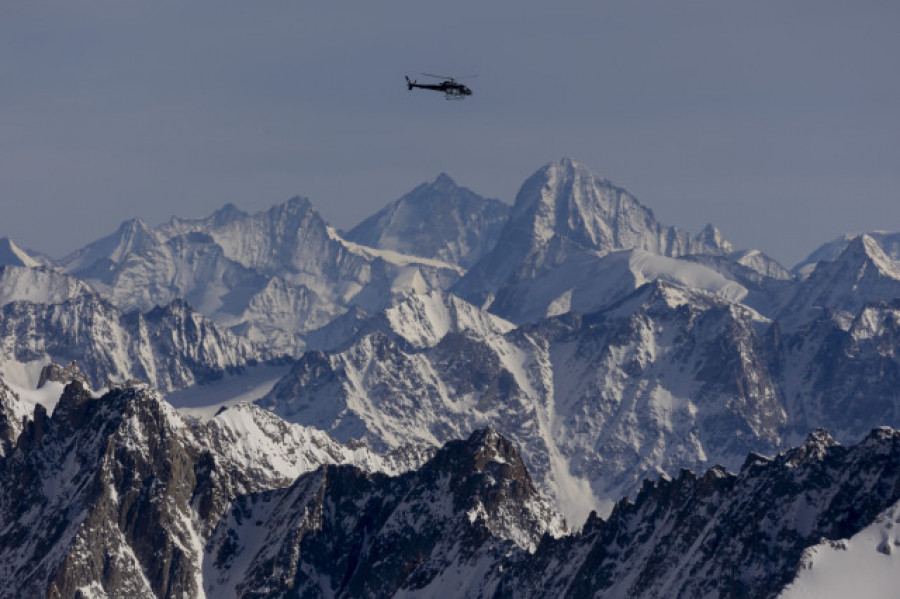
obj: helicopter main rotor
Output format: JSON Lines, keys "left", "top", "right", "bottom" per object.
{"left": 420, "top": 72, "right": 477, "bottom": 82}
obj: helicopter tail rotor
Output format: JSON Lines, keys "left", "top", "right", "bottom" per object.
{"left": 405, "top": 76, "right": 415, "bottom": 90}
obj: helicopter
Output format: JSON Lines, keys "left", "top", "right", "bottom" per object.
{"left": 405, "top": 73, "right": 473, "bottom": 99}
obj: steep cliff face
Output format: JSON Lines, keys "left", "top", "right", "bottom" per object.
{"left": 0, "top": 377, "right": 24, "bottom": 457}
{"left": 0, "top": 238, "right": 49, "bottom": 269}
{"left": 0, "top": 383, "right": 208, "bottom": 598}
{"left": 776, "top": 300, "right": 900, "bottom": 443}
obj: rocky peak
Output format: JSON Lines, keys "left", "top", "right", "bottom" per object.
{"left": 117, "top": 216, "right": 151, "bottom": 236}
{"left": 813, "top": 233, "right": 900, "bottom": 278}
{"left": 729, "top": 248, "right": 793, "bottom": 280}
{"left": 793, "top": 231, "right": 900, "bottom": 278}
{"left": 37, "top": 361, "right": 88, "bottom": 389}
{"left": 782, "top": 428, "right": 839, "bottom": 466}
{"left": 275, "top": 195, "right": 316, "bottom": 220}
{"left": 779, "top": 233, "right": 900, "bottom": 327}
{"left": 506, "top": 158, "right": 722, "bottom": 259}
{"left": 205, "top": 427, "right": 563, "bottom": 597}
{"left": 509, "top": 158, "right": 631, "bottom": 249}
{"left": 639, "top": 465, "right": 734, "bottom": 509}
{"left": 379, "top": 289, "right": 515, "bottom": 349}
{"left": 429, "top": 426, "right": 532, "bottom": 480}
{"left": 800, "top": 233, "right": 900, "bottom": 281}
{"left": 694, "top": 223, "right": 734, "bottom": 254}
{"left": 454, "top": 159, "right": 729, "bottom": 313}
{"left": 0, "top": 237, "right": 42, "bottom": 268}
{"left": 860, "top": 425, "right": 899, "bottom": 445}
{"left": 58, "top": 216, "right": 161, "bottom": 276}
{"left": 599, "top": 278, "right": 722, "bottom": 322}
{"left": 49, "top": 380, "right": 98, "bottom": 437}
{"left": 0, "top": 264, "right": 95, "bottom": 307}
{"left": 208, "top": 202, "right": 248, "bottom": 226}
{"left": 345, "top": 173, "right": 510, "bottom": 269}
{"left": 432, "top": 171, "right": 457, "bottom": 188}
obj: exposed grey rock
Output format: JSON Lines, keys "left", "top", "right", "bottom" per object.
{"left": 2, "top": 374, "right": 898, "bottom": 598}
{"left": 0, "top": 377, "right": 23, "bottom": 457}
{"left": 776, "top": 299, "right": 900, "bottom": 443}
{"left": 37, "top": 361, "right": 88, "bottom": 389}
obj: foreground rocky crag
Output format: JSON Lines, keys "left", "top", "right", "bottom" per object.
{"left": 496, "top": 428, "right": 900, "bottom": 598}
{"left": 0, "top": 382, "right": 426, "bottom": 598}
{"left": 204, "top": 427, "right": 564, "bottom": 598}
{"left": 1, "top": 380, "right": 898, "bottom": 598}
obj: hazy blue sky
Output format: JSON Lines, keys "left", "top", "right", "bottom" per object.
{"left": 2, "top": 1, "right": 898, "bottom": 266}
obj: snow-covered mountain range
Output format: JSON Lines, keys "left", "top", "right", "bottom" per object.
{"left": 2, "top": 157, "right": 900, "bottom": 596}
{"left": 55, "top": 196, "right": 463, "bottom": 356}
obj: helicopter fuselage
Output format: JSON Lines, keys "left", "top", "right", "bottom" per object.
{"left": 405, "top": 76, "right": 472, "bottom": 98}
